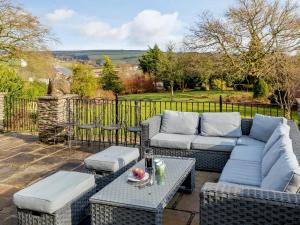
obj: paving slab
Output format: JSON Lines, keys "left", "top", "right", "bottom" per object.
{"left": 164, "top": 209, "right": 191, "bottom": 225}
{"left": 190, "top": 213, "right": 200, "bottom": 225}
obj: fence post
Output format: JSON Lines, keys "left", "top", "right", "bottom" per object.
{"left": 219, "top": 95, "right": 223, "bottom": 112}
{"left": 0, "top": 93, "right": 6, "bottom": 132}
{"left": 115, "top": 93, "right": 119, "bottom": 145}
{"left": 296, "top": 98, "right": 300, "bottom": 129}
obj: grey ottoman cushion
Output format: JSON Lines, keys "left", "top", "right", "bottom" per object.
{"left": 237, "top": 135, "right": 265, "bottom": 148}
{"left": 230, "top": 145, "right": 263, "bottom": 162}
{"left": 201, "top": 112, "right": 242, "bottom": 137}
{"left": 261, "top": 151, "right": 300, "bottom": 192}
{"left": 13, "top": 171, "right": 95, "bottom": 214}
{"left": 219, "top": 159, "right": 262, "bottom": 186}
{"left": 150, "top": 133, "right": 196, "bottom": 150}
{"left": 250, "top": 114, "right": 287, "bottom": 142}
{"left": 261, "top": 135, "right": 292, "bottom": 178}
{"left": 84, "top": 146, "right": 139, "bottom": 172}
{"left": 160, "top": 110, "right": 199, "bottom": 135}
{"left": 191, "top": 136, "right": 237, "bottom": 152}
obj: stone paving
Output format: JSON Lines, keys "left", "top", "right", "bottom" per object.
{"left": 0, "top": 133, "right": 220, "bottom": 225}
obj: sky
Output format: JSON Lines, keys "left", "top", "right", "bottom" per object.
{"left": 16, "top": 0, "right": 246, "bottom": 50}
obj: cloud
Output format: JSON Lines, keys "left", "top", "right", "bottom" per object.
{"left": 46, "top": 9, "right": 75, "bottom": 23}
{"left": 79, "top": 10, "right": 183, "bottom": 49}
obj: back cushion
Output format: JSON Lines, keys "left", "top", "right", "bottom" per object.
{"left": 201, "top": 112, "right": 242, "bottom": 138}
{"left": 263, "top": 123, "right": 290, "bottom": 156}
{"left": 261, "top": 151, "right": 300, "bottom": 192}
{"left": 160, "top": 110, "right": 199, "bottom": 135}
{"left": 261, "top": 135, "right": 292, "bottom": 178}
{"left": 250, "top": 114, "right": 287, "bottom": 142}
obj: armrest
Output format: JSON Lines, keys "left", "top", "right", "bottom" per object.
{"left": 200, "top": 182, "right": 300, "bottom": 225}
{"left": 141, "top": 115, "right": 162, "bottom": 148}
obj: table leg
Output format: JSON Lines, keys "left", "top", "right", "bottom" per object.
{"left": 180, "top": 165, "right": 195, "bottom": 193}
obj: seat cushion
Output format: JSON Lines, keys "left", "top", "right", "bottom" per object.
{"left": 250, "top": 114, "right": 287, "bottom": 142}
{"left": 219, "top": 159, "right": 261, "bottom": 186}
{"left": 13, "top": 171, "right": 95, "bottom": 214}
{"left": 261, "top": 135, "right": 292, "bottom": 178}
{"left": 237, "top": 136, "right": 265, "bottom": 148}
{"left": 261, "top": 151, "right": 300, "bottom": 192}
{"left": 150, "top": 133, "right": 196, "bottom": 150}
{"left": 201, "top": 112, "right": 242, "bottom": 137}
{"left": 84, "top": 146, "right": 139, "bottom": 172}
{"left": 160, "top": 110, "right": 199, "bottom": 135}
{"left": 263, "top": 123, "right": 290, "bottom": 156}
{"left": 230, "top": 145, "right": 263, "bottom": 162}
{"left": 191, "top": 136, "right": 237, "bottom": 152}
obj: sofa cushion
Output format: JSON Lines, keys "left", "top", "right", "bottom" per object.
{"left": 263, "top": 123, "right": 290, "bottom": 156}
{"left": 150, "top": 133, "right": 196, "bottom": 150}
{"left": 219, "top": 159, "right": 261, "bottom": 186}
{"left": 218, "top": 181, "right": 260, "bottom": 188}
{"left": 250, "top": 114, "right": 287, "bottom": 142}
{"left": 84, "top": 146, "right": 140, "bottom": 172}
{"left": 261, "top": 151, "right": 300, "bottom": 192}
{"left": 261, "top": 135, "right": 292, "bottom": 178}
{"left": 191, "top": 136, "right": 237, "bottom": 152}
{"left": 230, "top": 145, "right": 263, "bottom": 162}
{"left": 160, "top": 110, "right": 199, "bottom": 135}
{"left": 13, "top": 171, "right": 95, "bottom": 214}
{"left": 237, "top": 136, "right": 265, "bottom": 148}
{"left": 201, "top": 112, "right": 242, "bottom": 137}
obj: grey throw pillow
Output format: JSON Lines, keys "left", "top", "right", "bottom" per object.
{"left": 250, "top": 114, "right": 287, "bottom": 142}
{"left": 201, "top": 112, "right": 242, "bottom": 138}
{"left": 160, "top": 110, "right": 199, "bottom": 135}
{"left": 284, "top": 172, "right": 300, "bottom": 193}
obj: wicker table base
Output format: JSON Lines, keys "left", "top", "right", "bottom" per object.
{"left": 90, "top": 156, "right": 195, "bottom": 225}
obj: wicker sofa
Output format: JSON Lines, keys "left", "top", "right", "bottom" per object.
{"left": 141, "top": 111, "right": 300, "bottom": 225}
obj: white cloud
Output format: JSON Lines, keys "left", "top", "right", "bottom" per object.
{"left": 79, "top": 10, "right": 183, "bottom": 49}
{"left": 46, "top": 9, "right": 75, "bottom": 23}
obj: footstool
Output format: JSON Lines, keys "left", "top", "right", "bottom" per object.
{"left": 13, "top": 171, "right": 96, "bottom": 225}
{"left": 84, "top": 146, "right": 140, "bottom": 190}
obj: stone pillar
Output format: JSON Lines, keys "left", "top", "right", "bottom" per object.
{"left": 38, "top": 94, "right": 77, "bottom": 144}
{"left": 296, "top": 98, "right": 300, "bottom": 129}
{"left": 0, "top": 93, "right": 6, "bottom": 132}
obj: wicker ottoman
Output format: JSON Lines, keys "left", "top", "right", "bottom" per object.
{"left": 13, "top": 171, "right": 96, "bottom": 225}
{"left": 84, "top": 146, "right": 140, "bottom": 191}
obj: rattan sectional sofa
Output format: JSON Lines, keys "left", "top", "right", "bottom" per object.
{"left": 141, "top": 111, "right": 300, "bottom": 225}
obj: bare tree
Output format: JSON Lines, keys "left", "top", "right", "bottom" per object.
{"left": 264, "top": 54, "right": 300, "bottom": 119}
{"left": 0, "top": 0, "right": 51, "bottom": 62}
{"left": 185, "top": 0, "right": 300, "bottom": 78}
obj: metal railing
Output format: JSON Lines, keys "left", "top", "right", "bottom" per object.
{"left": 4, "top": 96, "right": 38, "bottom": 133}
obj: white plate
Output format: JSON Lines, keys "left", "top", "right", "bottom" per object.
{"left": 128, "top": 172, "right": 149, "bottom": 182}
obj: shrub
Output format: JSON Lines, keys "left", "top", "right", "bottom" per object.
{"left": 211, "top": 79, "right": 226, "bottom": 90}
{"left": 24, "top": 81, "right": 47, "bottom": 99}
{"left": 0, "top": 64, "right": 24, "bottom": 98}
{"left": 253, "top": 78, "right": 269, "bottom": 98}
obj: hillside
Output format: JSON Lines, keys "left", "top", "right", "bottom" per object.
{"left": 53, "top": 50, "right": 146, "bottom": 65}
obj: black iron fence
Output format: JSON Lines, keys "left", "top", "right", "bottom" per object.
{"left": 67, "top": 96, "right": 298, "bottom": 146}
{"left": 4, "top": 96, "right": 38, "bottom": 133}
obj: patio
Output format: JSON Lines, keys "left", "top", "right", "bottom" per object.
{"left": 0, "top": 132, "right": 220, "bottom": 225}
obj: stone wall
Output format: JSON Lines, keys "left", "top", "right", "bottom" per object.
{"left": 38, "top": 94, "right": 77, "bottom": 144}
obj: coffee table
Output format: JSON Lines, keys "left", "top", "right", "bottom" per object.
{"left": 90, "top": 156, "right": 195, "bottom": 225}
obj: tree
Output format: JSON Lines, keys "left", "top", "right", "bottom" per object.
{"left": 0, "top": 0, "right": 50, "bottom": 62}
{"left": 157, "top": 44, "right": 183, "bottom": 97}
{"left": 138, "top": 44, "right": 162, "bottom": 89}
{"left": 185, "top": 0, "right": 300, "bottom": 80}
{"left": 264, "top": 54, "right": 300, "bottom": 118}
{"left": 71, "top": 64, "right": 98, "bottom": 97}
{"left": 0, "top": 63, "right": 24, "bottom": 98}
{"left": 101, "top": 56, "right": 123, "bottom": 95}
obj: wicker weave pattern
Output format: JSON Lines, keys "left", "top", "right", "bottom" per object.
{"left": 87, "top": 160, "right": 137, "bottom": 191}
{"left": 17, "top": 185, "right": 96, "bottom": 225}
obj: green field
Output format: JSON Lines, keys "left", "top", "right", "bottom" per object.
{"left": 53, "top": 50, "right": 146, "bottom": 64}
